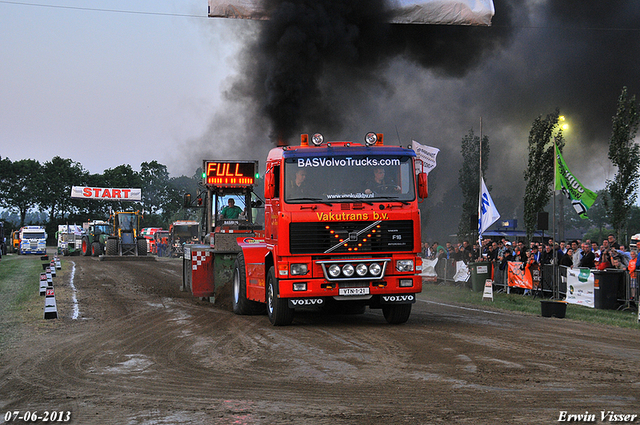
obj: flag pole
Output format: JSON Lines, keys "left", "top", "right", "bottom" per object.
{"left": 552, "top": 130, "right": 558, "bottom": 299}
{"left": 478, "top": 118, "right": 483, "bottom": 254}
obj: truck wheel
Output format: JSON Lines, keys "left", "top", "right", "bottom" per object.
{"left": 91, "top": 242, "right": 101, "bottom": 257}
{"left": 81, "top": 237, "right": 91, "bottom": 256}
{"left": 136, "top": 238, "right": 147, "bottom": 256}
{"left": 106, "top": 239, "right": 118, "bottom": 256}
{"left": 382, "top": 303, "right": 412, "bottom": 325}
{"left": 266, "top": 266, "right": 293, "bottom": 326}
{"left": 233, "top": 253, "right": 266, "bottom": 315}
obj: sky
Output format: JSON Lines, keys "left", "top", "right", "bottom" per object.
{"left": 1, "top": 0, "right": 237, "bottom": 177}
{"left": 2, "top": 0, "right": 640, "bottom": 226}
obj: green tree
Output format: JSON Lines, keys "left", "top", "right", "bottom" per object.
{"left": 604, "top": 87, "right": 640, "bottom": 243}
{"left": 37, "top": 156, "right": 85, "bottom": 223}
{"left": 523, "top": 109, "right": 565, "bottom": 241}
{"left": 585, "top": 190, "right": 611, "bottom": 244}
{"left": 140, "top": 161, "right": 174, "bottom": 215}
{"left": 457, "top": 129, "right": 489, "bottom": 240}
{"left": 0, "top": 159, "right": 44, "bottom": 227}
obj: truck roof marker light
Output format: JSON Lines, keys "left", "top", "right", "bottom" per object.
{"left": 311, "top": 133, "right": 324, "bottom": 146}
{"left": 364, "top": 132, "right": 377, "bottom": 146}
{"left": 300, "top": 134, "right": 309, "bottom": 146}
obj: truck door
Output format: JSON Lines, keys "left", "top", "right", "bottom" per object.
{"left": 265, "top": 164, "right": 280, "bottom": 243}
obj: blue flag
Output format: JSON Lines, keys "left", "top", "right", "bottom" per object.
{"left": 478, "top": 177, "right": 500, "bottom": 235}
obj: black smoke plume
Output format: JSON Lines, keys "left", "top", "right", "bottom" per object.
{"left": 233, "top": 0, "right": 517, "bottom": 144}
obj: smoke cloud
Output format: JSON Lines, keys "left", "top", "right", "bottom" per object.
{"left": 180, "top": 0, "right": 640, "bottom": 241}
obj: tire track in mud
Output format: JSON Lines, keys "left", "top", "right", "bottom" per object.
{"left": 3, "top": 257, "right": 640, "bottom": 425}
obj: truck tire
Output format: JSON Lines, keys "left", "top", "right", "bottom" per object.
{"left": 136, "top": 238, "right": 147, "bottom": 256}
{"left": 81, "top": 237, "right": 91, "bottom": 256}
{"left": 91, "top": 242, "right": 101, "bottom": 257}
{"left": 233, "top": 252, "right": 266, "bottom": 315}
{"left": 382, "top": 303, "right": 412, "bottom": 325}
{"left": 106, "top": 238, "right": 118, "bottom": 256}
{"left": 266, "top": 266, "right": 294, "bottom": 326}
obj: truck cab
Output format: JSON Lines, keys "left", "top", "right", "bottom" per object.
{"left": 251, "top": 133, "right": 427, "bottom": 325}
{"left": 19, "top": 226, "right": 47, "bottom": 255}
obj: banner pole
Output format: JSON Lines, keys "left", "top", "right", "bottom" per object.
{"left": 553, "top": 133, "right": 558, "bottom": 299}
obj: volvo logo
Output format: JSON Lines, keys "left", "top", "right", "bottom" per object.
{"left": 289, "top": 298, "right": 325, "bottom": 307}
{"left": 381, "top": 295, "right": 415, "bottom": 303}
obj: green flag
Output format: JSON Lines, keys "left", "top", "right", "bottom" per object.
{"left": 555, "top": 144, "right": 597, "bottom": 218}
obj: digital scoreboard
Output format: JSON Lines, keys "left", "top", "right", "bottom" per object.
{"left": 203, "top": 160, "right": 258, "bottom": 187}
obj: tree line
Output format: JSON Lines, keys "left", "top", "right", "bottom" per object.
{"left": 0, "top": 157, "right": 200, "bottom": 240}
{"left": 454, "top": 87, "right": 640, "bottom": 245}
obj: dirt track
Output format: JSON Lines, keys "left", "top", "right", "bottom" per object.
{"left": 1, "top": 253, "right": 640, "bottom": 424}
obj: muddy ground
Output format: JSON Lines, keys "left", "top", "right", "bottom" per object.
{"left": 1, "top": 252, "right": 639, "bottom": 425}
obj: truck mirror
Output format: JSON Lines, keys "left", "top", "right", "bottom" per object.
{"left": 264, "top": 172, "right": 275, "bottom": 199}
{"left": 183, "top": 193, "right": 191, "bottom": 208}
{"left": 417, "top": 172, "right": 428, "bottom": 199}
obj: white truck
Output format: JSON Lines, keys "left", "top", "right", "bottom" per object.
{"left": 19, "top": 226, "right": 47, "bottom": 255}
{"left": 56, "top": 224, "right": 84, "bottom": 256}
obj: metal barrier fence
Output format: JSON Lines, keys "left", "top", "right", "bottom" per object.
{"left": 433, "top": 260, "right": 636, "bottom": 310}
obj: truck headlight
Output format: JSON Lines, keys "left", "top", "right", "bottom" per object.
{"left": 369, "top": 263, "right": 382, "bottom": 276}
{"left": 328, "top": 264, "right": 341, "bottom": 278}
{"left": 290, "top": 263, "right": 308, "bottom": 276}
{"left": 356, "top": 263, "right": 368, "bottom": 276}
{"left": 396, "top": 260, "right": 414, "bottom": 272}
{"left": 342, "top": 264, "right": 354, "bottom": 277}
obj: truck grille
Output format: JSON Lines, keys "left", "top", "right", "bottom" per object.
{"left": 290, "top": 220, "right": 413, "bottom": 254}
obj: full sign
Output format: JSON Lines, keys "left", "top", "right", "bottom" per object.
{"left": 70, "top": 186, "right": 142, "bottom": 201}
{"left": 203, "top": 160, "right": 258, "bottom": 187}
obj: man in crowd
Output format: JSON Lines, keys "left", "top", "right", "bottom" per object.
{"left": 578, "top": 242, "right": 596, "bottom": 269}
{"left": 571, "top": 241, "right": 583, "bottom": 266}
{"left": 592, "top": 241, "right": 601, "bottom": 264}
{"left": 541, "top": 244, "right": 555, "bottom": 265}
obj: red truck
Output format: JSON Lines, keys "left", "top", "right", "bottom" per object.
{"left": 184, "top": 132, "right": 428, "bottom": 325}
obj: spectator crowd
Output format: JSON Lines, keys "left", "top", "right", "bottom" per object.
{"left": 421, "top": 233, "right": 638, "bottom": 301}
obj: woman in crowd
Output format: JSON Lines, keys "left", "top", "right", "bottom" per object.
{"left": 560, "top": 248, "right": 573, "bottom": 267}
{"left": 597, "top": 250, "right": 612, "bottom": 270}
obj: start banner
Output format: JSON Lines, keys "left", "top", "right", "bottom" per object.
{"left": 71, "top": 186, "right": 142, "bottom": 201}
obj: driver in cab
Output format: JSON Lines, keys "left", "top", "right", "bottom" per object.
{"left": 288, "top": 169, "right": 307, "bottom": 198}
{"left": 364, "top": 167, "right": 400, "bottom": 194}
{"left": 219, "top": 198, "right": 242, "bottom": 219}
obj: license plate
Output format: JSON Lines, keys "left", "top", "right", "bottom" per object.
{"left": 339, "top": 287, "right": 370, "bottom": 296}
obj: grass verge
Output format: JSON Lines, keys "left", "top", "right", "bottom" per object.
{"left": 0, "top": 254, "right": 47, "bottom": 350}
{"left": 423, "top": 282, "right": 640, "bottom": 329}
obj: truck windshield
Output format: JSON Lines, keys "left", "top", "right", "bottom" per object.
{"left": 23, "top": 232, "right": 45, "bottom": 239}
{"left": 174, "top": 225, "right": 199, "bottom": 239}
{"left": 284, "top": 155, "right": 415, "bottom": 203}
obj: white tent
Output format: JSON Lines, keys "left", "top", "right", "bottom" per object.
{"left": 208, "top": 0, "right": 495, "bottom": 26}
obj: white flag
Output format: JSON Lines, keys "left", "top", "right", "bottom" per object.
{"left": 412, "top": 140, "right": 440, "bottom": 174}
{"left": 478, "top": 177, "right": 500, "bottom": 235}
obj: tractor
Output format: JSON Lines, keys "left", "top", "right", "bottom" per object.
{"left": 81, "top": 220, "right": 112, "bottom": 256}
{"left": 105, "top": 211, "right": 147, "bottom": 256}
